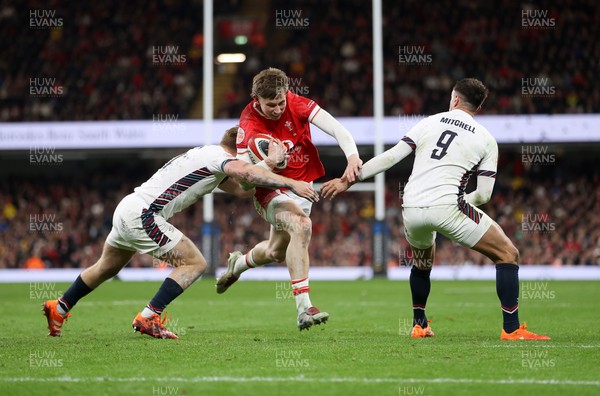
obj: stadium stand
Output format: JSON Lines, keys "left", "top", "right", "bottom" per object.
{"left": 0, "top": 0, "right": 241, "bottom": 121}
{"left": 219, "top": 0, "right": 599, "bottom": 117}
{"left": 1, "top": 1, "right": 596, "bottom": 121}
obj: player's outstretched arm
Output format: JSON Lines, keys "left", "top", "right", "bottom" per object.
{"left": 311, "top": 109, "right": 362, "bottom": 183}
{"left": 358, "top": 140, "right": 414, "bottom": 180}
{"left": 322, "top": 140, "right": 413, "bottom": 200}
{"left": 223, "top": 161, "right": 319, "bottom": 202}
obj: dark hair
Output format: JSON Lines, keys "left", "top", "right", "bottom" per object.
{"left": 251, "top": 67, "right": 288, "bottom": 99}
{"left": 453, "top": 78, "right": 489, "bottom": 111}
{"left": 220, "top": 126, "right": 238, "bottom": 150}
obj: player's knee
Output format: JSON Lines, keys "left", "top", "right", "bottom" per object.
{"left": 501, "top": 244, "right": 520, "bottom": 264}
{"left": 191, "top": 258, "right": 207, "bottom": 274}
{"left": 301, "top": 216, "right": 312, "bottom": 235}
{"left": 292, "top": 215, "right": 312, "bottom": 238}
{"left": 510, "top": 245, "right": 520, "bottom": 264}
{"left": 96, "top": 262, "right": 121, "bottom": 280}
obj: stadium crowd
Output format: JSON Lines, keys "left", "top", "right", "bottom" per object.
{"left": 1, "top": 0, "right": 597, "bottom": 121}
{"left": 0, "top": 0, "right": 240, "bottom": 121}
{"left": 220, "top": 0, "right": 598, "bottom": 117}
{"left": 2, "top": 161, "right": 599, "bottom": 269}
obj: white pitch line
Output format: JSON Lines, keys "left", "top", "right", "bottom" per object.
{"left": 1, "top": 376, "right": 598, "bottom": 386}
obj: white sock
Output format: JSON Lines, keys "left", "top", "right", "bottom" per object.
{"left": 56, "top": 299, "right": 68, "bottom": 316}
{"left": 291, "top": 277, "right": 312, "bottom": 315}
{"left": 141, "top": 306, "right": 158, "bottom": 318}
{"left": 233, "top": 249, "right": 256, "bottom": 277}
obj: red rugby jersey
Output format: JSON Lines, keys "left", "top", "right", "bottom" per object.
{"left": 237, "top": 91, "right": 325, "bottom": 183}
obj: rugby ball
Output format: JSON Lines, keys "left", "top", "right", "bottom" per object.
{"left": 247, "top": 133, "right": 287, "bottom": 169}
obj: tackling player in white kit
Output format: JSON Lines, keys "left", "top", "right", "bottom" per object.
{"left": 322, "top": 78, "right": 550, "bottom": 340}
{"left": 42, "top": 127, "right": 319, "bottom": 339}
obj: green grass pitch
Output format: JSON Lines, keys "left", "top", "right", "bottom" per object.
{"left": 1, "top": 279, "right": 599, "bottom": 395}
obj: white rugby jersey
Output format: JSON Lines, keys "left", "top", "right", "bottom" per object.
{"left": 134, "top": 145, "right": 235, "bottom": 220}
{"left": 402, "top": 109, "right": 498, "bottom": 208}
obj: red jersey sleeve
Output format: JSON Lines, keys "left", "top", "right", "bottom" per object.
{"left": 287, "top": 92, "right": 321, "bottom": 123}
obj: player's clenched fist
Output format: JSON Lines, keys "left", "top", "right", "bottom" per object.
{"left": 321, "top": 177, "right": 351, "bottom": 200}
{"left": 265, "top": 138, "right": 288, "bottom": 169}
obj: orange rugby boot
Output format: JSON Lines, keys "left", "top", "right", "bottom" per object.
{"left": 500, "top": 322, "right": 550, "bottom": 340}
{"left": 132, "top": 312, "right": 179, "bottom": 339}
{"left": 42, "top": 300, "right": 71, "bottom": 337}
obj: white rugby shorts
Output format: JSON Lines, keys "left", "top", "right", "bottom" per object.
{"left": 402, "top": 204, "right": 493, "bottom": 249}
{"left": 253, "top": 188, "right": 312, "bottom": 226}
{"left": 106, "top": 193, "right": 183, "bottom": 257}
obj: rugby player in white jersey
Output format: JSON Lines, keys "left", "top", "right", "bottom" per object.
{"left": 322, "top": 78, "right": 550, "bottom": 340}
{"left": 42, "top": 127, "right": 319, "bottom": 339}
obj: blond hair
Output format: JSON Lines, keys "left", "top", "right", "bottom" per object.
{"left": 251, "top": 68, "right": 289, "bottom": 99}
{"left": 220, "top": 126, "right": 238, "bottom": 150}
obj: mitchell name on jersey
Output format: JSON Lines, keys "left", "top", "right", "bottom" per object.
{"left": 401, "top": 109, "right": 498, "bottom": 208}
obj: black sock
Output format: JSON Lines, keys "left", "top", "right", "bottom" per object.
{"left": 496, "top": 263, "right": 520, "bottom": 333}
{"left": 58, "top": 275, "right": 93, "bottom": 312}
{"left": 410, "top": 266, "right": 431, "bottom": 327}
{"left": 147, "top": 277, "right": 184, "bottom": 314}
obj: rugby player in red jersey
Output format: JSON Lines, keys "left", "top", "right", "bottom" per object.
{"left": 216, "top": 68, "right": 362, "bottom": 330}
